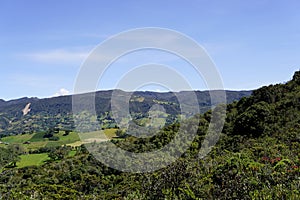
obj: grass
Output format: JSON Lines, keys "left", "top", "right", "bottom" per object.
{"left": 45, "top": 141, "right": 64, "bottom": 148}
{"left": 67, "top": 141, "right": 84, "bottom": 147}
{"left": 104, "top": 128, "right": 118, "bottom": 139}
{"left": 45, "top": 131, "right": 80, "bottom": 147}
{"left": 0, "top": 129, "right": 117, "bottom": 150}
{"left": 56, "top": 131, "right": 80, "bottom": 143}
{"left": 0, "top": 129, "right": 117, "bottom": 169}
{"left": 16, "top": 153, "right": 49, "bottom": 168}
{"left": 79, "top": 130, "right": 108, "bottom": 143}
{"left": 67, "top": 129, "right": 117, "bottom": 147}
{"left": 1, "top": 134, "right": 33, "bottom": 143}
{"left": 29, "top": 132, "right": 46, "bottom": 142}
{"left": 14, "top": 151, "right": 76, "bottom": 169}
{"left": 25, "top": 141, "right": 48, "bottom": 150}
{"left": 68, "top": 150, "right": 77, "bottom": 157}
{"left": 0, "top": 129, "right": 116, "bottom": 169}
{"left": 79, "top": 128, "right": 117, "bottom": 141}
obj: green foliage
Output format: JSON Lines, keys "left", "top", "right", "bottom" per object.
{"left": 30, "top": 131, "right": 46, "bottom": 142}
{"left": 0, "top": 71, "right": 299, "bottom": 199}
{"left": 115, "top": 129, "right": 126, "bottom": 138}
{"left": 48, "top": 146, "right": 71, "bottom": 161}
{"left": 0, "top": 147, "right": 14, "bottom": 169}
{"left": 5, "top": 144, "right": 24, "bottom": 167}
{"left": 0, "top": 90, "right": 250, "bottom": 136}
{"left": 48, "top": 136, "right": 59, "bottom": 141}
{"left": 0, "top": 133, "right": 32, "bottom": 144}
{"left": 234, "top": 101, "right": 274, "bottom": 137}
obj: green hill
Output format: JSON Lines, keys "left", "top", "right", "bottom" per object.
{"left": 0, "top": 90, "right": 251, "bottom": 136}
{"left": 1, "top": 71, "right": 300, "bottom": 199}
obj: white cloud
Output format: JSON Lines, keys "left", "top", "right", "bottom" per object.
{"left": 20, "top": 46, "right": 118, "bottom": 66}
{"left": 53, "top": 88, "right": 71, "bottom": 97}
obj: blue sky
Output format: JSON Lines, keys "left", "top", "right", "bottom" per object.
{"left": 0, "top": 0, "right": 300, "bottom": 100}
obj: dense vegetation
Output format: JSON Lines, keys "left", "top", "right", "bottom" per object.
{"left": 0, "top": 90, "right": 251, "bottom": 136}
{"left": 0, "top": 72, "right": 299, "bottom": 199}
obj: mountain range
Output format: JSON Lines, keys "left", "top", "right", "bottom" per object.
{"left": 0, "top": 90, "right": 251, "bottom": 136}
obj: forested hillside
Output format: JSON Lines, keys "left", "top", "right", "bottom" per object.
{"left": 0, "top": 90, "right": 251, "bottom": 136}
{"left": 0, "top": 71, "right": 299, "bottom": 199}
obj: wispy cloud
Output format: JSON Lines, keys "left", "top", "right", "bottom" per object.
{"left": 22, "top": 49, "right": 89, "bottom": 64}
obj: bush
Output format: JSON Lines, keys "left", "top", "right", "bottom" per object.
{"left": 48, "top": 136, "right": 59, "bottom": 141}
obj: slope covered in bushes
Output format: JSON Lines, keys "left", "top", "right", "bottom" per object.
{"left": 0, "top": 71, "right": 299, "bottom": 199}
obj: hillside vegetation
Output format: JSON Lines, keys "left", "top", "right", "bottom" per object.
{"left": 0, "top": 72, "right": 299, "bottom": 199}
{"left": 0, "top": 90, "right": 251, "bottom": 136}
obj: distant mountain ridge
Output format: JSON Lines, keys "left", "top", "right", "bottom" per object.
{"left": 0, "top": 90, "right": 252, "bottom": 136}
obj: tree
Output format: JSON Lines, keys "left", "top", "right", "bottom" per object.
{"left": 0, "top": 147, "right": 13, "bottom": 168}
{"left": 233, "top": 101, "right": 273, "bottom": 137}
{"left": 48, "top": 146, "right": 70, "bottom": 161}
{"left": 63, "top": 130, "right": 71, "bottom": 136}
{"left": 7, "top": 144, "right": 24, "bottom": 167}
{"left": 115, "top": 129, "right": 126, "bottom": 138}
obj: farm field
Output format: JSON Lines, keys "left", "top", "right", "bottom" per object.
{"left": 0, "top": 129, "right": 117, "bottom": 151}
{"left": 16, "top": 153, "right": 49, "bottom": 168}
{"left": 67, "top": 129, "right": 118, "bottom": 147}
{"left": 0, "top": 129, "right": 118, "bottom": 169}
